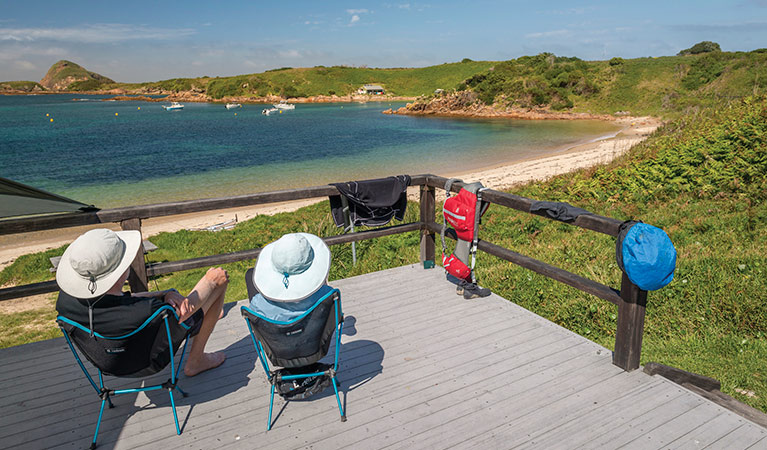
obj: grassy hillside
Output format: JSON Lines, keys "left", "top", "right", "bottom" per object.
{"left": 118, "top": 60, "right": 496, "bottom": 98}
{"left": 39, "top": 60, "right": 114, "bottom": 91}
{"left": 2, "top": 95, "right": 766, "bottom": 412}
{"left": 0, "top": 81, "right": 44, "bottom": 92}
{"left": 450, "top": 50, "right": 767, "bottom": 117}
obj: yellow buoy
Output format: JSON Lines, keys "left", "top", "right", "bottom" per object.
{"left": 50, "top": 118, "right": 53, "bottom": 122}
{"left": 115, "top": 113, "right": 118, "bottom": 116}
{"left": 138, "top": 107, "right": 141, "bottom": 110}
{"left": 46, "top": 113, "right": 49, "bottom": 117}
{"left": 279, "top": 110, "right": 282, "bottom": 114}
{"left": 234, "top": 113, "right": 237, "bottom": 116}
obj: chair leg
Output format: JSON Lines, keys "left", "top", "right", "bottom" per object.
{"left": 267, "top": 384, "right": 276, "bottom": 431}
{"left": 175, "top": 385, "right": 188, "bottom": 397}
{"left": 168, "top": 388, "right": 181, "bottom": 435}
{"left": 91, "top": 395, "right": 109, "bottom": 449}
{"left": 331, "top": 376, "right": 346, "bottom": 422}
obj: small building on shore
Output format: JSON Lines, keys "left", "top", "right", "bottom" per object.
{"left": 357, "top": 84, "right": 385, "bottom": 95}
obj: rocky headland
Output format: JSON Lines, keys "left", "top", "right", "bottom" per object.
{"left": 383, "top": 90, "right": 621, "bottom": 121}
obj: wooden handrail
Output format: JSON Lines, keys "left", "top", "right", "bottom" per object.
{"left": 0, "top": 175, "right": 431, "bottom": 236}
{"left": 425, "top": 175, "right": 624, "bottom": 237}
{"left": 427, "top": 223, "right": 621, "bottom": 305}
{"left": 0, "top": 172, "right": 647, "bottom": 371}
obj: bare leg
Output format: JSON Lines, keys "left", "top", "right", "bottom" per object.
{"left": 183, "top": 269, "right": 228, "bottom": 377}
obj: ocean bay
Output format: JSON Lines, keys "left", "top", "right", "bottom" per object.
{"left": 1, "top": 94, "right": 620, "bottom": 208}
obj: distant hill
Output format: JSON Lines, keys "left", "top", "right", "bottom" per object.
{"left": 118, "top": 60, "right": 497, "bottom": 99}
{"left": 39, "top": 60, "right": 114, "bottom": 91}
{"left": 0, "top": 81, "right": 45, "bottom": 93}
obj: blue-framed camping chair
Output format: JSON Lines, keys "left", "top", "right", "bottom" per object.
{"left": 240, "top": 268, "right": 346, "bottom": 430}
{"left": 56, "top": 305, "right": 192, "bottom": 449}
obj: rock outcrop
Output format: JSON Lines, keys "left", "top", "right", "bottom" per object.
{"left": 389, "top": 91, "right": 617, "bottom": 120}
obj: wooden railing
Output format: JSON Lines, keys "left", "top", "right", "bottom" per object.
{"left": 0, "top": 174, "right": 647, "bottom": 371}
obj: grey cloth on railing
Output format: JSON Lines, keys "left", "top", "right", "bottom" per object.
{"left": 530, "top": 201, "right": 593, "bottom": 223}
{"left": 329, "top": 175, "right": 411, "bottom": 227}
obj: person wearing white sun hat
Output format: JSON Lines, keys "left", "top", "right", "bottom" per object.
{"left": 248, "top": 232, "right": 333, "bottom": 322}
{"left": 55, "top": 228, "right": 229, "bottom": 377}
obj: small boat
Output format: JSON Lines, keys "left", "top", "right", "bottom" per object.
{"left": 162, "top": 102, "right": 184, "bottom": 111}
{"left": 272, "top": 101, "right": 295, "bottom": 110}
{"left": 262, "top": 107, "right": 279, "bottom": 116}
{"left": 225, "top": 103, "right": 242, "bottom": 110}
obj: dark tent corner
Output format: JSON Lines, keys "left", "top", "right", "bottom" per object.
{"left": 0, "top": 177, "right": 99, "bottom": 220}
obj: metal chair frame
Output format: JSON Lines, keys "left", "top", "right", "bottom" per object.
{"left": 241, "top": 288, "right": 346, "bottom": 430}
{"left": 57, "top": 305, "right": 190, "bottom": 449}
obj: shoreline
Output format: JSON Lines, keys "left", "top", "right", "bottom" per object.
{"left": 0, "top": 116, "right": 660, "bottom": 272}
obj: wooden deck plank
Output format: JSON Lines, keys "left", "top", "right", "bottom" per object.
{"left": 108, "top": 296, "right": 551, "bottom": 449}
{"left": 669, "top": 416, "right": 761, "bottom": 450}
{"left": 508, "top": 379, "right": 684, "bottom": 449}
{"left": 169, "top": 324, "right": 575, "bottom": 450}
{"left": 33, "top": 286, "right": 524, "bottom": 448}
{"left": 1, "top": 263, "right": 764, "bottom": 450}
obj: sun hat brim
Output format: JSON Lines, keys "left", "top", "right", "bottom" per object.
{"left": 253, "top": 233, "right": 330, "bottom": 303}
{"left": 56, "top": 230, "right": 142, "bottom": 299}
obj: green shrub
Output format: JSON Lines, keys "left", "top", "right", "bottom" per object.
{"left": 678, "top": 41, "right": 722, "bottom": 56}
{"left": 609, "top": 57, "right": 625, "bottom": 66}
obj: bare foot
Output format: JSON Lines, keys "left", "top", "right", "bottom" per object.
{"left": 184, "top": 351, "right": 226, "bottom": 377}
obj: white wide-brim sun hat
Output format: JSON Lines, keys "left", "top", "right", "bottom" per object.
{"left": 254, "top": 233, "right": 331, "bottom": 303}
{"left": 56, "top": 228, "right": 142, "bottom": 299}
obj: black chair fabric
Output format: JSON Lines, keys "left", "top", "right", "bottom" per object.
{"left": 57, "top": 308, "right": 189, "bottom": 378}
{"left": 242, "top": 298, "right": 338, "bottom": 368}
{"left": 243, "top": 267, "right": 340, "bottom": 368}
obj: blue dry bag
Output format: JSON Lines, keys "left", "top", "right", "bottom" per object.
{"left": 616, "top": 221, "right": 676, "bottom": 291}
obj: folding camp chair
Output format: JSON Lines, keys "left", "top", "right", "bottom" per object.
{"left": 57, "top": 305, "right": 192, "bottom": 449}
{"left": 241, "top": 268, "right": 346, "bottom": 430}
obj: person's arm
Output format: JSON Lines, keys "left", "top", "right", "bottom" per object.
{"left": 132, "top": 289, "right": 176, "bottom": 298}
{"left": 162, "top": 289, "right": 196, "bottom": 322}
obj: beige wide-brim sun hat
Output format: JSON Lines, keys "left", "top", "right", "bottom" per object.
{"left": 253, "top": 233, "right": 331, "bottom": 303}
{"left": 56, "top": 228, "right": 142, "bottom": 299}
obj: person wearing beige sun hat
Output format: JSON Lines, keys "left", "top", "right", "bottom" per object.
{"left": 55, "top": 228, "right": 229, "bottom": 377}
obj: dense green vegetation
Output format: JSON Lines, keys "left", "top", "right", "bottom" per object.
{"left": 678, "top": 41, "right": 722, "bottom": 56}
{"left": 448, "top": 49, "right": 767, "bottom": 117}
{"left": 0, "top": 81, "right": 44, "bottom": 92}
{"left": 2, "top": 95, "right": 766, "bottom": 413}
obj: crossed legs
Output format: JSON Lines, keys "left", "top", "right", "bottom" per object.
{"left": 182, "top": 268, "right": 228, "bottom": 377}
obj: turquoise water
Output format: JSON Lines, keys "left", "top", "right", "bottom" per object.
{"left": 0, "top": 94, "right": 620, "bottom": 208}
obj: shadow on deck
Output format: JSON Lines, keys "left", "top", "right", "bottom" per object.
{"left": 1, "top": 265, "right": 764, "bottom": 449}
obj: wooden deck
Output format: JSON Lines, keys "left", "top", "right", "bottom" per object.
{"left": 1, "top": 264, "right": 765, "bottom": 449}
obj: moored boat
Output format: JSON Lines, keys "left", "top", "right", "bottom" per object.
{"left": 162, "top": 102, "right": 184, "bottom": 111}
{"left": 225, "top": 103, "right": 242, "bottom": 110}
{"left": 272, "top": 101, "right": 295, "bottom": 110}
{"left": 262, "top": 107, "right": 279, "bottom": 116}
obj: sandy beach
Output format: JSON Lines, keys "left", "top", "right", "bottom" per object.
{"left": 0, "top": 116, "right": 660, "bottom": 272}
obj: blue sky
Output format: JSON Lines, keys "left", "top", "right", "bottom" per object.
{"left": 2, "top": 1, "right": 767, "bottom": 82}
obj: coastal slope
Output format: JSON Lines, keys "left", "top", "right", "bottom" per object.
{"left": 39, "top": 60, "right": 114, "bottom": 91}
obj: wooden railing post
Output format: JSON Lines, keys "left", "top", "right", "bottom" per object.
{"left": 419, "top": 184, "right": 436, "bottom": 268}
{"left": 120, "top": 218, "right": 149, "bottom": 293}
{"left": 613, "top": 272, "right": 648, "bottom": 371}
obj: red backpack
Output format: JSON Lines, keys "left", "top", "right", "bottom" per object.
{"left": 443, "top": 188, "right": 481, "bottom": 242}
{"left": 441, "top": 182, "right": 489, "bottom": 282}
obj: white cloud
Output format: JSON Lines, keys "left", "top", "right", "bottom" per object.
{"left": 346, "top": 9, "right": 369, "bottom": 14}
{"left": 278, "top": 49, "right": 302, "bottom": 58}
{"left": 350, "top": 15, "right": 360, "bottom": 24}
{"left": 525, "top": 29, "right": 569, "bottom": 39}
{"left": 0, "top": 24, "right": 196, "bottom": 44}
{"left": 14, "top": 60, "right": 35, "bottom": 70}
